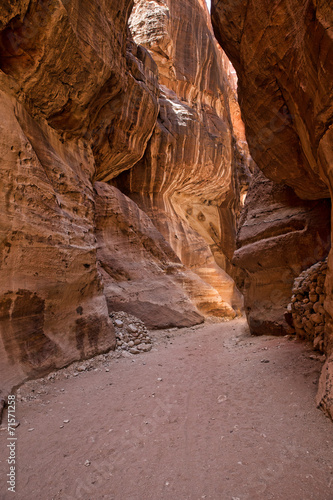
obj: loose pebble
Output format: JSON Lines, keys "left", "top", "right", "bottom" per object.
{"left": 109, "top": 312, "right": 153, "bottom": 355}
{"left": 288, "top": 259, "right": 327, "bottom": 353}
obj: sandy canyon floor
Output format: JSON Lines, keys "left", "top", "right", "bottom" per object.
{"left": 1, "top": 318, "right": 333, "bottom": 500}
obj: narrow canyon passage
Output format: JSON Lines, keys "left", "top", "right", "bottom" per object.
{"left": 1, "top": 1, "right": 333, "bottom": 498}
{"left": 2, "top": 319, "right": 332, "bottom": 500}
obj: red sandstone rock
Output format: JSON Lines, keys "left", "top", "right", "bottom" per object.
{"left": 212, "top": 0, "right": 333, "bottom": 417}
{"left": 0, "top": 0, "right": 159, "bottom": 179}
{"left": 94, "top": 182, "right": 204, "bottom": 329}
{"left": 0, "top": 0, "right": 245, "bottom": 397}
{"left": 211, "top": 0, "right": 332, "bottom": 201}
{"left": 234, "top": 168, "right": 330, "bottom": 336}
{"left": 317, "top": 355, "right": 333, "bottom": 420}
{"left": 115, "top": 0, "right": 245, "bottom": 316}
{"left": 0, "top": 90, "right": 114, "bottom": 395}
{"left": 0, "top": 0, "right": 159, "bottom": 393}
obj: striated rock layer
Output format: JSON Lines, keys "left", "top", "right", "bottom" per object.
{"left": 0, "top": 0, "right": 159, "bottom": 395}
{"left": 212, "top": 0, "right": 333, "bottom": 418}
{"left": 94, "top": 182, "right": 204, "bottom": 329}
{"left": 0, "top": 89, "right": 114, "bottom": 395}
{"left": 115, "top": 0, "right": 245, "bottom": 317}
{"left": 234, "top": 168, "right": 330, "bottom": 336}
{"left": 0, "top": 0, "right": 245, "bottom": 399}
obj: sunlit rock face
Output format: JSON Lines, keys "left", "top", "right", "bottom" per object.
{"left": 94, "top": 182, "right": 205, "bottom": 329}
{"left": 212, "top": 0, "right": 333, "bottom": 418}
{"left": 0, "top": 0, "right": 160, "bottom": 393}
{"left": 0, "top": 0, "right": 246, "bottom": 397}
{"left": 115, "top": 0, "right": 246, "bottom": 317}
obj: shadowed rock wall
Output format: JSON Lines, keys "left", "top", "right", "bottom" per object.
{"left": 234, "top": 168, "right": 330, "bottom": 336}
{"left": 212, "top": 0, "right": 333, "bottom": 418}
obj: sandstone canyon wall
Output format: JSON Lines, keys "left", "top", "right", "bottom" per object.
{"left": 113, "top": 0, "right": 247, "bottom": 318}
{"left": 212, "top": 0, "right": 333, "bottom": 418}
{"left": 0, "top": 0, "right": 244, "bottom": 397}
{"left": 234, "top": 167, "right": 330, "bottom": 336}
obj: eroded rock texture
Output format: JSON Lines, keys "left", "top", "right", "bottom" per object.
{"left": 212, "top": 0, "right": 332, "bottom": 200}
{"left": 289, "top": 260, "right": 328, "bottom": 351}
{"left": 0, "top": 89, "right": 114, "bottom": 394}
{"left": 0, "top": 0, "right": 244, "bottom": 397}
{"left": 115, "top": 0, "right": 245, "bottom": 317}
{"left": 0, "top": 0, "right": 160, "bottom": 393}
{"left": 95, "top": 182, "right": 204, "bottom": 329}
{"left": 234, "top": 168, "right": 330, "bottom": 336}
{"left": 212, "top": 0, "right": 333, "bottom": 417}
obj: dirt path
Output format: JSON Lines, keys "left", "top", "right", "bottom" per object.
{"left": 1, "top": 318, "right": 333, "bottom": 500}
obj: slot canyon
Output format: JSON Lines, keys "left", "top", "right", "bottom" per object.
{"left": 0, "top": 0, "right": 333, "bottom": 498}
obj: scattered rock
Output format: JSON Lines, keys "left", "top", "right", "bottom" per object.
{"left": 110, "top": 312, "right": 153, "bottom": 355}
{"left": 288, "top": 259, "right": 327, "bottom": 352}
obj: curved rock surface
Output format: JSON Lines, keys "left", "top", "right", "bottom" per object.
{"left": 94, "top": 182, "right": 204, "bottom": 329}
{"left": 234, "top": 168, "right": 330, "bottom": 336}
{"left": 0, "top": 0, "right": 159, "bottom": 394}
{"left": 115, "top": 0, "right": 245, "bottom": 316}
{"left": 0, "top": 89, "right": 114, "bottom": 395}
{"left": 0, "top": 0, "right": 245, "bottom": 398}
{"left": 212, "top": 0, "right": 332, "bottom": 201}
{"left": 0, "top": 0, "right": 159, "bottom": 179}
{"left": 212, "top": 0, "right": 333, "bottom": 418}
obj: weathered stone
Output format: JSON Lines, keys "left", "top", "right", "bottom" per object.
{"left": 212, "top": 0, "right": 333, "bottom": 419}
{"left": 311, "top": 313, "right": 324, "bottom": 324}
{"left": 309, "top": 293, "right": 319, "bottom": 303}
{"left": 0, "top": 0, "right": 162, "bottom": 396}
{"left": 0, "top": 91, "right": 115, "bottom": 394}
{"left": 114, "top": 0, "right": 246, "bottom": 318}
{"left": 212, "top": 0, "right": 332, "bottom": 201}
{"left": 94, "top": 182, "right": 204, "bottom": 329}
{"left": 313, "top": 303, "right": 325, "bottom": 315}
{"left": 316, "top": 355, "right": 333, "bottom": 419}
{"left": 129, "top": 348, "right": 140, "bottom": 355}
{"left": 139, "top": 344, "right": 152, "bottom": 352}
{"left": 233, "top": 168, "right": 330, "bottom": 335}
